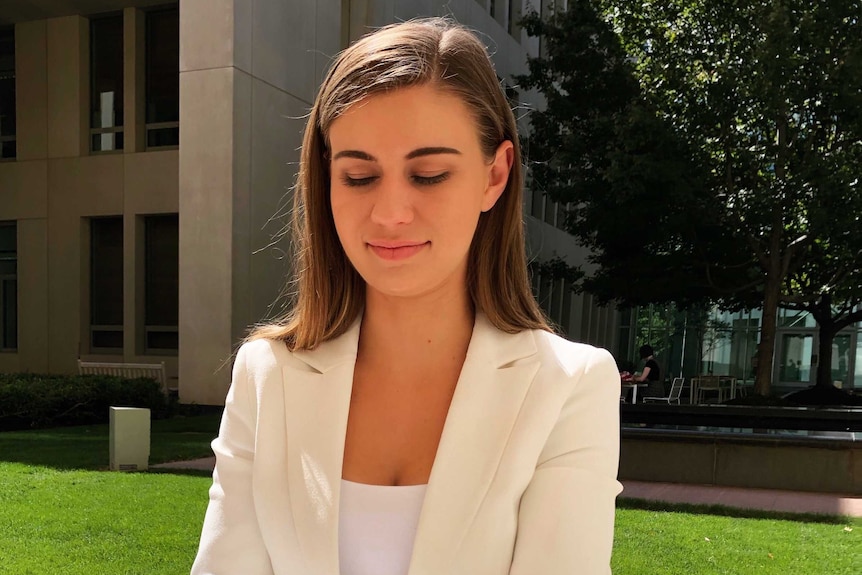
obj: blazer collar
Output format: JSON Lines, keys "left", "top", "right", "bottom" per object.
{"left": 278, "top": 312, "right": 540, "bottom": 575}
{"left": 290, "top": 314, "right": 363, "bottom": 374}
{"left": 289, "top": 311, "right": 537, "bottom": 372}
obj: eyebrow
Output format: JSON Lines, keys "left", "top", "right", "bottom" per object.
{"left": 331, "top": 147, "right": 462, "bottom": 162}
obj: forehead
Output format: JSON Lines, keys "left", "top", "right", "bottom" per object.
{"left": 328, "top": 84, "right": 481, "bottom": 154}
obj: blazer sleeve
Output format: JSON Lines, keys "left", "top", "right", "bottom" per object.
{"left": 191, "top": 343, "right": 275, "bottom": 575}
{"left": 509, "top": 347, "right": 623, "bottom": 575}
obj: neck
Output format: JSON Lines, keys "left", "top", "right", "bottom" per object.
{"left": 358, "top": 287, "right": 475, "bottom": 369}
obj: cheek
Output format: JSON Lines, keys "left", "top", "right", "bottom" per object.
{"left": 329, "top": 190, "right": 358, "bottom": 248}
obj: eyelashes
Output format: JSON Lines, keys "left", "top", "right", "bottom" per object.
{"left": 340, "top": 173, "right": 450, "bottom": 188}
{"left": 341, "top": 176, "right": 377, "bottom": 187}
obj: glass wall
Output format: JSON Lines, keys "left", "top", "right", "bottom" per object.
{"left": 619, "top": 304, "right": 861, "bottom": 392}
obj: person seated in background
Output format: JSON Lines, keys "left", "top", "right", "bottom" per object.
{"left": 632, "top": 345, "right": 663, "bottom": 397}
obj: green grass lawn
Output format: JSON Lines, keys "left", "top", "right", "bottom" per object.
{"left": 1, "top": 416, "right": 859, "bottom": 574}
{"left": 613, "top": 500, "right": 860, "bottom": 574}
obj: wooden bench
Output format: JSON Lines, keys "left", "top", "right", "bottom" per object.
{"left": 77, "top": 360, "right": 169, "bottom": 393}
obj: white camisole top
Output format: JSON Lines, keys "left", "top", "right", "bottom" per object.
{"left": 338, "top": 479, "right": 428, "bottom": 575}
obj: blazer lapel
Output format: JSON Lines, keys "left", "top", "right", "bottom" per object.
{"left": 408, "top": 314, "right": 540, "bottom": 575}
{"left": 282, "top": 317, "right": 361, "bottom": 575}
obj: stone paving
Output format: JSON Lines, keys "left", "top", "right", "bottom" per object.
{"left": 153, "top": 457, "right": 861, "bottom": 518}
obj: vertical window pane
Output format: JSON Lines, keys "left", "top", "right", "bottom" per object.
{"left": 91, "top": 217, "right": 124, "bottom": 349}
{"left": 0, "top": 221, "right": 16, "bottom": 350}
{"left": 550, "top": 278, "right": 563, "bottom": 323}
{"left": 146, "top": 7, "right": 179, "bottom": 148}
{"left": 561, "top": 279, "right": 573, "bottom": 334}
{"left": 543, "top": 197, "right": 556, "bottom": 226}
{"left": 539, "top": 275, "right": 552, "bottom": 316}
{"left": 145, "top": 214, "right": 178, "bottom": 350}
{"left": 2, "top": 278, "right": 17, "bottom": 349}
{"left": 778, "top": 333, "right": 814, "bottom": 384}
{"left": 854, "top": 333, "right": 862, "bottom": 389}
{"left": 508, "top": 0, "right": 520, "bottom": 36}
{"left": 0, "top": 27, "right": 15, "bottom": 160}
{"left": 90, "top": 14, "right": 124, "bottom": 152}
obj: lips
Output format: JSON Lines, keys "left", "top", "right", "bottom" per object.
{"left": 367, "top": 241, "right": 429, "bottom": 261}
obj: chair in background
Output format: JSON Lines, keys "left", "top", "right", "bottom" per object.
{"left": 695, "top": 375, "right": 726, "bottom": 403}
{"left": 643, "top": 377, "right": 684, "bottom": 405}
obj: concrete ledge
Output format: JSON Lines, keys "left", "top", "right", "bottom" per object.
{"left": 620, "top": 428, "right": 860, "bottom": 494}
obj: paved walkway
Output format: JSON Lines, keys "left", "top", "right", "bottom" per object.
{"left": 155, "top": 457, "right": 861, "bottom": 518}
{"left": 621, "top": 480, "right": 861, "bottom": 518}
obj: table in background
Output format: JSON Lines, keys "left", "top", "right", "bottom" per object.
{"left": 689, "top": 376, "right": 738, "bottom": 404}
{"left": 621, "top": 382, "right": 648, "bottom": 403}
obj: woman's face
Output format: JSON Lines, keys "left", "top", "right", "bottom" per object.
{"left": 328, "top": 84, "right": 513, "bottom": 300}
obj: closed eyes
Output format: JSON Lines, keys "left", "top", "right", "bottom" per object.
{"left": 340, "top": 172, "right": 450, "bottom": 187}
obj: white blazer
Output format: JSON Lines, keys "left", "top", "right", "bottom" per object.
{"left": 191, "top": 313, "right": 622, "bottom": 575}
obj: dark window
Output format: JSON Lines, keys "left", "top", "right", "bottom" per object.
{"left": 0, "top": 27, "right": 15, "bottom": 160}
{"left": 144, "top": 214, "right": 178, "bottom": 352}
{"left": 90, "top": 14, "right": 124, "bottom": 152}
{"left": 544, "top": 196, "right": 557, "bottom": 226}
{"left": 539, "top": 274, "right": 552, "bottom": 316}
{"left": 550, "top": 277, "right": 563, "bottom": 323}
{"left": 145, "top": 6, "right": 179, "bottom": 148}
{"left": 531, "top": 187, "right": 544, "bottom": 219}
{"left": 0, "top": 222, "right": 17, "bottom": 350}
{"left": 508, "top": 0, "right": 520, "bottom": 36}
{"left": 560, "top": 279, "right": 573, "bottom": 334}
{"left": 90, "top": 217, "right": 124, "bottom": 350}
{"left": 490, "top": 0, "right": 497, "bottom": 19}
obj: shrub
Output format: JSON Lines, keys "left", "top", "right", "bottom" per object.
{"left": 0, "top": 373, "right": 173, "bottom": 431}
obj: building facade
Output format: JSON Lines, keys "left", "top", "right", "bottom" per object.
{"left": 0, "top": 0, "right": 619, "bottom": 404}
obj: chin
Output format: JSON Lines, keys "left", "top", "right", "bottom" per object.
{"left": 365, "top": 280, "right": 430, "bottom": 299}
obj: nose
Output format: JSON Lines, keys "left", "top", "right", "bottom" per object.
{"left": 369, "top": 176, "right": 414, "bottom": 226}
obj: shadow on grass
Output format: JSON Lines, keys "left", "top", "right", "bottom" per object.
{"left": 149, "top": 467, "right": 214, "bottom": 478}
{"left": 617, "top": 496, "right": 858, "bottom": 525}
{"left": 0, "top": 414, "right": 221, "bottom": 471}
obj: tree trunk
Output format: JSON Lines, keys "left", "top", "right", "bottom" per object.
{"left": 815, "top": 319, "right": 839, "bottom": 389}
{"left": 755, "top": 278, "right": 780, "bottom": 396}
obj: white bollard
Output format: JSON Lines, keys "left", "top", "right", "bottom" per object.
{"left": 109, "top": 407, "right": 151, "bottom": 471}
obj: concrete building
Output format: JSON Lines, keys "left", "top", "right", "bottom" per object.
{"left": 0, "top": 0, "right": 619, "bottom": 405}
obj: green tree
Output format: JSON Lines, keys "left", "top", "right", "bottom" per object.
{"left": 518, "top": 0, "right": 862, "bottom": 394}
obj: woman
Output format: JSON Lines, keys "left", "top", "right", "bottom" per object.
{"left": 631, "top": 344, "right": 662, "bottom": 397}
{"left": 192, "top": 18, "right": 621, "bottom": 575}
{"left": 632, "top": 345, "right": 660, "bottom": 383}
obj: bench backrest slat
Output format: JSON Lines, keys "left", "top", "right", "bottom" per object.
{"left": 77, "top": 360, "right": 167, "bottom": 389}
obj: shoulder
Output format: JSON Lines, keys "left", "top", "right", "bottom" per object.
{"left": 233, "top": 337, "right": 296, "bottom": 382}
{"left": 527, "top": 330, "right": 619, "bottom": 407}
{"left": 530, "top": 329, "right": 618, "bottom": 380}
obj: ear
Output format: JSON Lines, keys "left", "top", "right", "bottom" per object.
{"left": 481, "top": 140, "right": 515, "bottom": 212}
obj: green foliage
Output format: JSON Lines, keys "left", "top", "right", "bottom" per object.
{"left": 518, "top": 0, "right": 862, "bottom": 391}
{"left": 516, "top": 0, "right": 747, "bottom": 309}
{"left": 0, "top": 373, "right": 172, "bottom": 431}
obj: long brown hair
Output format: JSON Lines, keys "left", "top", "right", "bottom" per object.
{"left": 250, "top": 17, "right": 551, "bottom": 349}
